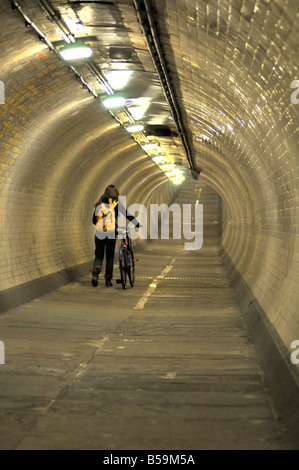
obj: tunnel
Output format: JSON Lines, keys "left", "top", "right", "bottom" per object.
{"left": 0, "top": 0, "right": 298, "bottom": 451}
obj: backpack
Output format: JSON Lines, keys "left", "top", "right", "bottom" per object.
{"left": 95, "top": 198, "right": 118, "bottom": 233}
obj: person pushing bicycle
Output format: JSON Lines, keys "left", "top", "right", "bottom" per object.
{"left": 91, "top": 185, "right": 140, "bottom": 287}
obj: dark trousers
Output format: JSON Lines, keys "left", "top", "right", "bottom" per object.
{"left": 93, "top": 236, "right": 116, "bottom": 280}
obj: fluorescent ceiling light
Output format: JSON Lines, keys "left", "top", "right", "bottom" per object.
{"left": 152, "top": 156, "right": 166, "bottom": 162}
{"left": 171, "top": 177, "right": 185, "bottom": 184}
{"left": 59, "top": 43, "right": 93, "bottom": 60}
{"left": 142, "top": 143, "right": 158, "bottom": 150}
{"left": 170, "top": 175, "right": 185, "bottom": 180}
{"left": 168, "top": 173, "right": 184, "bottom": 179}
{"left": 160, "top": 164, "right": 175, "bottom": 169}
{"left": 103, "top": 96, "right": 126, "bottom": 109}
{"left": 126, "top": 124, "right": 144, "bottom": 133}
{"left": 104, "top": 70, "right": 133, "bottom": 90}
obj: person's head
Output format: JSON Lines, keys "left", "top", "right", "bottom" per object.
{"left": 95, "top": 185, "right": 119, "bottom": 207}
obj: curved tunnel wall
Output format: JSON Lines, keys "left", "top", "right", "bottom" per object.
{"left": 147, "top": 0, "right": 299, "bottom": 432}
{"left": 151, "top": 0, "right": 299, "bottom": 361}
{"left": 0, "top": 7, "right": 178, "bottom": 302}
{"left": 0, "top": 0, "right": 297, "bottom": 353}
{"left": 0, "top": 0, "right": 298, "bottom": 434}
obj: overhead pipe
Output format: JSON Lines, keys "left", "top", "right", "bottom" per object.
{"left": 9, "top": 0, "right": 175, "bottom": 173}
{"left": 133, "top": 0, "right": 198, "bottom": 179}
{"left": 38, "top": 0, "right": 75, "bottom": 44}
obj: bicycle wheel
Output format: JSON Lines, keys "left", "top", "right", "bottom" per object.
{"left": 119, "top": 248, "right": 127, "bottom": 289}
{"left": 128, "top": 248, "right": 135, "bottom": 287}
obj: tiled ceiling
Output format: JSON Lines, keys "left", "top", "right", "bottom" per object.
{"left": 9, "top": 0, "right": 193, "bottom": 183}
{"left": 5, "top": 0, "right": 299, "bottom": 192}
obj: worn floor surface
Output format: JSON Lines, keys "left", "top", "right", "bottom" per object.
{"left": 0, "top": 189, "right": 289, "bottom": 450}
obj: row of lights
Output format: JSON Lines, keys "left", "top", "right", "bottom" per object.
{"left": 59, "top": 41, "right": 185, "bottom": 185}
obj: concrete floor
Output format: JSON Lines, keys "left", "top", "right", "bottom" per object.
{"left": 0, "top": 233, "right": 289, "bottom": 450}
{"left": 0, "top": 185, "right": 291, "bottom": 450}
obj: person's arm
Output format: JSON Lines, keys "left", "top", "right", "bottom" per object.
{"left": 117, "top": 202, "right": 140, "bottom": 227}
{"left": 92, "top": 209, "right": 97, "bottom": 225}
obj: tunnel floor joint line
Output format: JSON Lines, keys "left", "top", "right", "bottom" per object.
{"left": 133, "top": 257, "right": 177, "bottom": 310}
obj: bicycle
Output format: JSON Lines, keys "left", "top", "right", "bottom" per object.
{"left": 116, "top": 226, "right": 136, "bottom": 289}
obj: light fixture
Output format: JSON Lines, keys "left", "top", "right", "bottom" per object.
{"left": 142, "top": 143, "right": 159, "bottom": 150}
{"left": 171, "top": 177, "right": 185, "bottom": 184}
{"left": 126, "top": 124, "right": 144, "bottom": 133}
{"left": 59, "top": 42, "right": 93, "bottom": 60}
{"left": 102, "top": 96, "right": 126, "bottom": 109}
{"left": 152, "top": 156, "right": 166, "bottom": 162}
{"left": 170, "top": 174, "right": 185, "bottom": 179}
{"left": 160, "top": 164, "right": 175, "bottom": 170}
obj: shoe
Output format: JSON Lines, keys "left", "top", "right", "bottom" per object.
{"left": 91, "top": 268, "right": 100, "bottom": 287}
{"left": 105, "top": 280, "right": 113, "bottom": 287}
